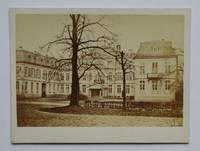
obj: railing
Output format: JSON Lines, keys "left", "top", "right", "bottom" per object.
{"left": 147, "top": 73, "right": 163, "bottom": 79}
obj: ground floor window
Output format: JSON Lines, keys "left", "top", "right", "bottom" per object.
{"left": 117, "top": 85, "right": 121, "bottom": 93}
{"left": 126, "top": 85, "right": 130, "bottom": 94}
{"left": 49, "top": 84, "right": 51, "bottom": 94}
{"left": 165, "top": 80, "right": 170, "bottom": 90}
{"left": 152, "top": 80, "right": 158, "bottom": 91}
{"left": 25, "top": 81, "right": 28, "bottom": 93}
{"left": 61, "top": 84, "right": 64, "bottom": 93}
{"left": 31, "top": 82, "right": 34, "bottom": 93}
{"left": 140, "top": 80, "right": 145, "bottom": 90}
{"left": 108, "top": 85, "right": 112, "bottom": 93}
{"left": 57, "top": 84, "right": 59, "bottom": 92}
{"left": 66, "top": 84, "right": 69, "bottom": 93}
{"left": 16, "top": 81, "right": 19, "bottom": 90}
{"left": 53, "top": 84, "right": 55, "bottom": 93}
{"left": 36, "top": 83, "right": 39, "bottom": 93}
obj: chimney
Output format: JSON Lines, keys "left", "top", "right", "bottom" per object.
{"left": 116, "top": 44, "right": 121, "bottom": 51}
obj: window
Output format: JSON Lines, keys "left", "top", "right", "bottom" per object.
{"left": 139, "top": 64, "right": 145, "bottom": 74}
{"left": 66, "top": 84, "right": 69, "bottom": 93}
{"left": 49, "top": 84, "right": 51, "bottom": 94}
{"left": 28, "top": 68, "right": 32, "bottom": 77}
{"left": 60, "top": 73, "right": 64, "bottom": 81}
{"left": 31, "top": 82, "right": 34, "bottom": 93}
{"left": 36, "top": 83, "right": 39, "bottom": 93}
{"left": 126, "top": 73, "right": 134, "bottom": 81}
{"left": 165, "top": 80, "right": 170, "bottom": 90}
{"left": 24, "top": 67, "right": 28, "bottom": 77}
{"left": 152, "top": 80, "right": 158, "bottom": 91}
{"left": 38, "top": 69, "right": 41, "bottom": 79}
{"left": 108, "top": 72, "right": 112, "bottom": 81}
{"left": 126, "top": 85, "right": 130, "bottom": 94}
{"left": 108, "top": 85, "right": 112, "bottom": 93}
{"left": 25, "top": 81, "right": 28, "bottom": 93}
{"left": 42, "top": 70, "right": 47, "bottom": 80}
{"left": 116, "top": 72, "right": 122, "bottom": 81}
{"left": 66, "top": 72, "right": 70, "bottom": 81}
{"left": 165, "top": 62, "right": 171, "bottom": 73}
{"left": 117, "top": 85, "right": 121, "bottom": 93}
{"left": 61, "top": 84, "right": 64, "bottom": 93}
{"left": 16, "top": 81, "right": 19, "bottom": 90}
{"left": 82, "top": 85, "right": 86, "bottom": 93}
{"left": 152, "top": 62, "right": 158, "bottom": 73}
{"left": 53, "top": 84, "right": 55, "bottom": 93}
{"left": 57, "top": 84, "right": 59, "bottom": 91}
{"left": 16, "top": 66, "right": 21, "bottom": 75}
{"left": 140, "top": 80, "right": 145, "bottom": 90}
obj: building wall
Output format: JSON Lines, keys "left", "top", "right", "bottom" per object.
{"left": 134, "top": 40, "right": 179, "bottom": 102}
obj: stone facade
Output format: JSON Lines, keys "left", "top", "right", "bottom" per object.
{"left": 16, "top": 39, "right": 183, "bottom": 102}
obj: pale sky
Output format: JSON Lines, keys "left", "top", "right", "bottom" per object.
{"left": 16, "top": 14, "right": 184, "bottom": 53}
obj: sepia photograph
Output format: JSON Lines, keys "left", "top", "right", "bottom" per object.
{"left": 11, "top": 8, "right": 190, "bottom": 143}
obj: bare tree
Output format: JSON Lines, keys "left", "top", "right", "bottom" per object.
{"left": 40, "top": 14, "right": 115, "bottom": 107}
{"left": 114, "top": 46, "right": 135, "bottom": 109}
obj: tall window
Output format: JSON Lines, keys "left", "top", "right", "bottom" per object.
{"left": 66, "top": 72, "right": 70, "bottom": 81}
{"left": 16, "top": 81, "right": 19, "bottom": 90}
{"left": 24, "top": 67, "right": 28, "bottom": 77}
{"left": 31, "top": 82, "right": 34, "bottom": 93}
{"left": 36, "top": 83, "right": 39, "bottom": 93}
{"left": 49, "top": 84, "right": 51, "bottom": 94}
{"left": 25, "top": 81, "right": 28, "bottom": 93}
{"left": 140, "top": 80, "right": 145, "bottom": 90}
{"left": 165, "top": 80, "right": 170, "bottom": 90}
{"left": 139, "top": 64, "right": 145, "bottom": 75}
{"left": 126, "top": 85, "right": 130, "bottom": 94}
{"left": 16, "top": 66, "right": 21, "bottom": 75}
{"left": 152, "top": 62, "right": 158, "bottom": 73}
{"left": 53, "top": 84, "right": 55, "bottom": 93}
{"left": 152, "top": 80, "right": 158, "bottom": 91}
{"left": 108, "top": 85, "right": 112, "bottom": 93}
{"left": 165, "top": 62, "right": 171, "bottom": 73}
{"left": 108, "top": 72, "right": 112, "bottom": 81}
{"left": 42, "top": 70, "right": 47, "bottom": 80}
{"left": 117, "top": 85, "right": 121, "bottom": 93}
{"left": 116, "top": 72, "right": 122, "bottom": 81}
{"left": 82, "top": 85, "right": 86, "bottom": 93}
{"left": 28, "top": 68, "right": 32, "bottom": 77}
{"left": 61, "top": 84, "right": 64, "bottom": 93}
{"left": 66, "top": 84, "right": 69, "bottom": 93}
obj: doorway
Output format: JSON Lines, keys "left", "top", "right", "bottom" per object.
{"left": 42, "top": 83, "right": 46, "bottom": 97}
{"left": 91, "top": 89, "right": 101, "bottom": 97}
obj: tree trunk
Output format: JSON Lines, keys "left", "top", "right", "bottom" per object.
{"left": 70, "top": 15, "right": 80, "bottom": 106}
{"left": 121, "top": 51, "right": 126, "bottom": 109}
{"left": 122, "top": 69, "right": 126, "bottom": 109}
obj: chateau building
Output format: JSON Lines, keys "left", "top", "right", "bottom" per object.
{"left": 134, "top": 39, "right": 183, "bottom": 102}
{"left": 16, "top": 39, "right": 183, "bottom": 102}
{"left": 16, "top": 47, "right": 135, "bottom": 99}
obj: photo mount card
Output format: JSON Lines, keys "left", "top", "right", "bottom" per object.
{"left": 10, "top": 8, "right": 190, "bottom": 143}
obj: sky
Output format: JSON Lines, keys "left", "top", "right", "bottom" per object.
{"left": 16, "top": 14, "right": 184, "bottom": 53}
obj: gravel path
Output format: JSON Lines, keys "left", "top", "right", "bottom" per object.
{"left": 17, "top": 102, "right": 183, "bottom": 127}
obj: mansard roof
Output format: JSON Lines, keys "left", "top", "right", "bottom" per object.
{"left": 135, "top": 39, "right": 177, "bottom": 59}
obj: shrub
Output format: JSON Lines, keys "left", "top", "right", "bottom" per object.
{"left": 67, "top": 93, "right": 88, "bottom": 100}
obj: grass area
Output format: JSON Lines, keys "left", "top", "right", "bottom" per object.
{"left": 17, "top": 103, "right": 183, "bottom": 127}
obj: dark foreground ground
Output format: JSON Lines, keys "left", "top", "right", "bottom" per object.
{"left": 17, "top": 99, "right": 183, "bottom": 127}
